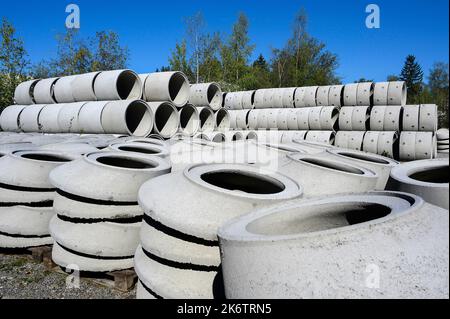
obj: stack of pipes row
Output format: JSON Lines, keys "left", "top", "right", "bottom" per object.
{"left": 223, "top": 81, "right": 442, "bottom": 160}
{"left": 436, "top": 129, "right": 449, "bottom": 158}
{"left": 0, "top": 70, "right": 213, "bottom": 140}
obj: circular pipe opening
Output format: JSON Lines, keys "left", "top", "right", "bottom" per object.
{"left": 335, "top": 151, "right": 390, "bottom": 165}
{"left": 246, "top": 131, "right": 258, "bottom": 141}
{"left": 179, "top": 105, "right": 199, "bottom": 136}
{"left": 95, "top": 155, "right": 156, "bottom": 169}
{"left": 117, "top": 71, "right": 142, "bottom": 100}
{"left": 199, "top": 108, "right": 215, "bottom": 132}
{"left": 125, "top": 101, "right": 153, "bottom": 137}
{"left": 207, "top": 83, "right": 222, "bottom": 110}
{"left": 169, "top": 72, "right": 190, "bottom": 106}
{"left": 232, "top": 132, "right": 244, "bottom": 141}
{"left": 117, "top": 145, "right": 161, "bottom": 155}
{"left": 212, "top": 133, "right": 226, "bottom": 143}
{"left": 154, "top": 103, "right": 179, "bottom": 138}
{"left": 215, "top": 109, "right": 230, "bottom": 131}
{"left": 299, "top": 158, "right": 365, "bottom": 175}
{"left": 201, "top": 170, "right": 285, "bottom": 195}
{"left": 20, "top": 153, "right": 71, "bottom": 163}
{"left": 409, "top": 165, "right": 449, "bottom": 183}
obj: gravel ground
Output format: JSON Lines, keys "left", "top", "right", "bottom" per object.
{"left": 0, "top": 252, "right": 136, "bottom": 299}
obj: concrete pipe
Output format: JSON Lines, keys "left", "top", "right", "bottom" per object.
{"left": 235, "top": 110, "right": 249, "bottom": 130}
{"left": 197, "top": 107, "right": 215, "bottom": 133}
{"left": 255, "top": 130, "right": 284, "bottom": 144}
{"left": 38, "top": 104, "right": 64, "bottom": 133}
{"left": 0, "top": 105, "right": 26, "bottom": 132}
{"left": 196, "top": 132, "right": 226, "bottom": 143}
{"left": 294, "top": 87, "right": 306, "bottom": 107}
{"left": 242, "top": 90, "right": 255, "bottom": 109}
{"left": 33, "top": 77, "right": 59, "bottom": 104}
{"left": 351, "top": 105, "right": 371, "bottom": 131}
{"left": 402, "top": 105, "right": 420, "bottom": 131}
{"left": 370, "top": 105, "right": 387, "bottom": 131}
{"left": 280, "top": 131, "right": 308, "bottom": 144}
{"left": 94, "top": 69, "right": 142, "bottom": 101}
{"left": 377, "top": 131, "right": 399, "bottom": 159}
{"left": 346, "top": 131, "right": 366, "bottom": 151}
{"left": 256, "top": 109, "right": 269, "bottom": 129}
{"left": 388, "top": 81, "right": 407, "bottom": 106}
{"left": 399, "top": 131, "right": 417, "bottom": 161}
{"left": 437, "top": 128, "right": 449, "bottom": 141}
{"left": 334, "top": 131, "right": 350, "bottom": 149}
{"left": 320, "top": 106, "right": 339, "bottom": 131}
{"left": 321, "top": 148, "right": 398, "bottom": 190}
{"left": 144, "top": 71, "right": 190, "bottom": 107}
{"left": 53, "top": 75, "right": 76, "bottom": 103}
{"left": 303, "top": 86, "right": 319, "bottom": 107}
{"left": 214, "top": 109, "right": 230, "bottom": 132}
{"left": 179, "top": 104, "right": 200, "bottom": 137}
{"left": 271, "top": 89, "right": 284, "bottom": 108}
{"left": 231, "top": 92, "right": 244, "bottom": 110}
{"left": 57, "top": 102, "right": 86, "bottom": 133}
{"left": 189, "top": 83, "right": 223, "bottom": 111}
{"left": 279, "top": 154, "right": 377, "bottom": 197}
{"left": 338, "top": 107, "right": 353, "bottom": 131}
{"left": 285, "top": 109, "right": 299, "bottom": 130}
{"left": 387, "top": 158, "right": 449, "bottom": 209}
{"left": 0, "top": 142, "right": 35, "bottom": 153}
{"left": 373, "top": 82, "right": 389, "bottom": 105}
{"left": 264, "top": 109, "right": 278, "bottom": 129}
{"left": 19, "top": 105, "right": 46, "bottom": 132}
{"left": 356, "top": 82, "right": 374, "bottom": 106}
{"left": 107, "top": 142, "right": 169, "bottom": 159}
{"left": 263, "top": 89, "right": 275, "bottom": 108}
{"left": 245, "top": 131, "right": 258, "bottom": 141}
{"left": 218, "top": 192, "right": 449, "bottom": 299}
{"left": 135, "top": 163, "right": 302, "bottom": 298}
{"left": 308, "top": 107, "right": 323, "bottom": 130}
{"left": 296, "top": 108, "right": 310, "bottom": 130}
{"left": 101, "top": 100, "right": 154, "bottom": 137}
{"left": 328, "top": 85, "right": 344, "bottom": 107}
{"left": 72, "top": 71, "right": 101, "bottom": 102}
{"left": 282, "top": 88, "right": 296, "bottom": 108}
{"left": 343, "top": 83, "right": 358, "bottom": 106}
{"left": 148, "top": 102, "right": 180, "bottom": 139}
{"left": 384, "top": 105, "right": 403, "bottom": 131}
{"left": 14, "top": 79, "right": 40, "bottom": 105}
{"left": 276, "top": 109, "right": 289, "bottom": 130}
{"left": 39, "top": 142, "right": 99, "bottom": 155}
{"left": 224, "top": 131, "right": 244, "bottom": 142}
{"left": 78, "top": 101, "right": 110, "bottom": 134}
{"left": 415, "top": 131, "right": 436, "bottom": 160}
{"left": 228, "top": 110, "right": 237, "bottom": 130}
{"left": 223, "top": 92, "right": 234, "bottom": 110}
{"left": 305, "top": 131, "right": 335, "bottom": 145}
{"left": 292, "top": 139, "right": 335, "bottom": 155}
{"left": 419, "top": 104, "right": 438, "bottom": 132}
{"left": 316, "top": 86, "right": 331, "bottom": 106}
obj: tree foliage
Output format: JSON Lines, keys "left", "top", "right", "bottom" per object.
{"left": 400, "top": 55, "right": 424, "bottom": 103}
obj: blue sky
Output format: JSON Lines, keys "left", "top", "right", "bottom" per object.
{"left": 3, "top": 0, "right": 449, "bottom": 83}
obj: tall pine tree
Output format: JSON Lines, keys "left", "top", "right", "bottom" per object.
{"left": 400, "top": 55, "right": 424, "bottom": 103}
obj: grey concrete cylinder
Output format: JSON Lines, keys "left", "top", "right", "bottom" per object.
{"left": 94, "top": 69, "right": 142, "bottom": 101}
{"left": 144, "top": 71, "right": 190, "bottom": 107}
{"left": 189, "top": 83, "right": 223, "bottom": 111}
{"left": 57, "top": 102, "right": 87, "bottom": 133}
{"left": 72, "top": 72, "right": 101, "bottom": 102}
{"left": 178, "top": 104, "right": 200, "bottom": 137}
{"left": 33, "top": 77, "right": 59, "bottom": 104}
{"left": 242, "top": 90, "right": 255, "bottom": 109}
{"left": 402, "top": 105, "right": 420, "bottom": 131}
{"left": 343, "top": 83, "right": 358, "bottom": 106}
{"left": 214, "top": 108, "right": 230, "bottom": 132}
{"left": 316, "top": 86, "right": 331, "bottom": 106}
{"left": 387, "top": 81, "right": 407, "bottom": 106}
{"left": 197, "top": 107, "right": 215, "bottom": 133}
{"left": 147, "top": 101, "right": 180, "bottom": 139}
{"left": 0, "top": 105, "right": 26, "bottom": 132}
{"left": 14, "top": 79, "right": 40, "bottom": 105}
{"left": 419, "top": 104, "right": 438, "bottom": 132}
{"left": 303, "top": 86, "right": 319, "bottom": 107}
{"left": 38, "top": 104, "right": 65, "bottom": 133}
{"left": 78, "top": 101, "right": 110, "bottom": 134}
{"left": 53, "top": 75, "right": 76, "bottom": 103}
{"left": 356, "top": 82, "right": 374, "bottom": 106}
{"left": 328, "top": 85, "right": 344, "bottom": 107}
{"left": 373, "top": 82, "right": 389, "bottom": 105}
{"left": 19, "top": 105, "right": 46, "bottom": 132}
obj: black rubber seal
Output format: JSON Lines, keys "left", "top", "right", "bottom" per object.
{"left": 0, "top": 182, "right": 55, "bottom": 192}
{"left": 56, "top": 242, "right": 134, "bottom": 260}
{"left": 56, "top": 189, "right": 138, "bottom": 206}
{"left": 56, "top": 214, "right": 142, "bottom": 225}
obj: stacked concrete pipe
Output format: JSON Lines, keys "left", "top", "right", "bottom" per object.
{"left": 218, "top": 191, "right": 449, "bottom": 299}
{"left": 135, "top": 163, "right": 303, "bottom": 298}
{"left": 49, "top": 151, "right": 171, "bottom": 272}
{"left": 143, "top": 71, "right": 190, "bottom": 107}
{"left": 189, "top": 83, "right": 223, "bottom": 111}
{"left": 436, "top": 129, "right": 449, "bottom": 157}
{"left": 0, "top": 150, "right": 78, "bottom": 248}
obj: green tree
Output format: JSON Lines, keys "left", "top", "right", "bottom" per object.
{"left": 428, "top": 62, "right": 449, "bottom": 127}
{"left": 240, "top": 54, "right": 271, "bottom": 90}
{"left": 0, "top": 18, "right": 29, "bottom": 110}
{"left": 91, "top": 31, "right": 129, "bottom": 71}
{"left": 184, "top": 12, "right": 205, "bottom": 84}
{"left": 53, "top": 29, "right": 92, "bottom": 76}
{"left": 387, "top": 74, "right": 399, "bottom": 81}
{"left": 168, "top": 40, "right": 193, "bottom": 79}
{"left": 400, "top": 55, "right": 424, "bottom": 103}
{"left": 354, "top": 78, "right": 374, "bottom": 83}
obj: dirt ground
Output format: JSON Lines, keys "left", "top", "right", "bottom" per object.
{"left": 0, "top": 252, "right": 136, "bottom": 299}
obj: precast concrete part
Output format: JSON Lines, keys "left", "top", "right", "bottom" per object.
{"left": 387, "top": 158, "right": 449, "bottom": 209}
{"left": 72, "top": 72, "right": 101, "bottom": 102}
{"left": 144, "top": 71, "right": 190, "bottom": 107}
{"left": 334, "top": 131, "right": 350, "bottom": 149}
{"left": 419, "top": 104, "right": 438, "bottom": 132}
{"left": 437, "top": 128, "right": 449, "bottom": 140}
{"left": 328, "top": 85, "right": 344, "bottom": 107}
{"left": 195, "top": 132, "right": 226, "bottom": 143}
{"left": 234, "top": 110, "right": 249, "bottom": 130}
{"left": 377, "top": 131, "right": 399, "bottom": 159}
{"left": 399, "top": 131, "right": 416, "bottom": 161}
{"left": 402, "top": 105, "right": 420, "bottom": 131}
{"left": 384, "top": 105, "right": 403, "bottom": 131}
{"left": 224, "top": 131, "right": 244, "bottom": 142}
{"left": 214, "top": 109, "right": 230, "bottom": 132}
{"left": 135, "top": 163, "right": 303, "bottom": 298}
{"left": 370, "top": 105, "right": 387, "bottom": 131}
{"left": 373, "top": 82, "right": 389, "bottom": 105}
{"left": 38, "top": 104, "right": 64, "bottom": 133}
{"left": 178, "top": 104, "right": 200, "bottom": 136}
{"left": 57, "top": 102, "right": 87, "bottom": 133}
{"left": 346, "top": 131, "right": 366, "bottom": 151}
{"left": 388, "top": 81, "right": 407, "bottom": 106}
{"left": 280, "top": 131, "right": 308, "bottom": 144}
{"left": 78, "top": 101, "right": 110, "bottom": 134}
{"left": 305, "top": 131, "right": 335, "bottom": 145}
{"left": 39, "top": 142, "right": 99, "bottom": 155}
{"left": 107, "top": 142, "right": 169, "bottom": 159}
{"left": 228, "top": 109, "right": 237, "bottom": 130}
{"left": 263, "top": 89, "right": 275, "bottom": 108}
{"left": 147, "top": 101, "right": 180, "bottom": 139}
{"left": 303, "top": 86, "right": 318, "bottom": 107}
{"left": 343, "top": 83, "right": 358, "bottom": 106}
{"left": 320, "top": 148, "right": 398, "bottom": 190}
{"left": 189, "top": 83, "right": 223, "bottom": 111}
{"left": 356, "top": 82, "right": 374, "bottom": 106}
{"left": 197, "top": 107, "right": 215, "bottom": 133}
{"left": 33, "top": 77, "right": 59, "bottom": 104}
{"left": 263, "top": 109, "right": 277, "bottom": 129}
{"left": 316, "top": 86, "right": 331, "bottom": 106}
{"left": 276, "top": 109, "right": 289, "bottom": 130}
{"left": 294, "top": 87, "right": 306, "bottom": 107}
{"left": 53, "top": 75, "right": 76, "bottom": 103}
{"left": 308, "top": 107, "right": 323, "bottom": 130}
{"left": 0, "top": 142, "right": 35, "bottom": 153}
{"left": 282, "top": 88, "right": 296, "bottom": 108}
{"left": 242, "top": 90, "right": 255, "bottom": 109}
{"left": 351, "top": 106, "right": 371, "bottom": 131}
{"left": 14, "top": 79, "right": 40, "bottom": 105}
{"left": 94, "top": 69, "right": 142, "bottom": 101}
{"left": 271, "top": 89, "right": 284, "bottom": 109}
{"left": 338, "top": 107, "right": 353, "bottom": 131}
{"left": 0, "top": 105, "right": 26, "bottom": 132}
{"left": 296, "top": 108, "right": 310, "bottom": 130}
{"left": 320, "top": 106, "right": 339, "bottom": 131}
{"left": 414, "top": 131, "right": 436, "bottom": 160}
{"left": 218, "top": 192, "right": 449, "bottom": 299}
{"left": 19, "top": 105, "right": 46, "bottom": 132}
{"left": 101, "top": 100, "right": 154, "bottom": 137}
{"left": 279, "top": 153, "right": 378, "bottom": 197}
